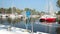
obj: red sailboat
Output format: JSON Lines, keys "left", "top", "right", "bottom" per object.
{"left": 39, "top": 15, "right": 56, "bottom": 23}
{"left": 39, "top": 0, "right": 57, "bottom": 23}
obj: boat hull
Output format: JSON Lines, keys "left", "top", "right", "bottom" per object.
{"left": 39, "top": 18, "right": 56, "bottom": 23}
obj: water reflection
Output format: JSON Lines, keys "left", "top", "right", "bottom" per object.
{"left": 0, "top": 17, "right": 60, "bottom": 34}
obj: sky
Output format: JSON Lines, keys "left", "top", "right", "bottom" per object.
{"left": 0, "top": 0, "right": 59, "bottom": 12}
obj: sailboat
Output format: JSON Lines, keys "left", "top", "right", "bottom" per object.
{"left": 39, "top": 15, "right": 56, "bottom": 23}
{"left": 1, "top": 1, "right": 8, "bottom": 19}
{"left": 39, "top": 0, "right": 56, "bottom": 23}
{"left": 1, "top": 14, "right": 7, "bottom": 19}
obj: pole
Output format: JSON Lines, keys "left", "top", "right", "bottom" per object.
{"left": 31, "top": 17, "right": 34, "bottom": 34}
{"left": 25, "top": 18, "right": 28, "bottom": 32}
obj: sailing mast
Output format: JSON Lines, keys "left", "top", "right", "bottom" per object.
{"left": 11, "top": 0, "right": 14, "bottom": 14}
{"left": 48, "top": 0, "right": 54, "bottom": 34}
{"left": 2, "top": 0, "right": 4, "bottom": 14}
{"left": 49, "top": 0, "right": 55, "bottom": 16}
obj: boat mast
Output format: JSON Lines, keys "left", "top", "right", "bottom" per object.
{"left": 2, "top": 0, "right": 4, "bottom": 14}
{"left": 11, "top": 0, "right": 15, "bottom": 14}
{"left": 49, "top": 0, "right": 54, "bottom": 16}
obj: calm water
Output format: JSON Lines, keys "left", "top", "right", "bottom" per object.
{"left": 0, "top": 18, "right": 60, "bottom": 34}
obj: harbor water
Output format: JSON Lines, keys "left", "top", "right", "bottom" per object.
{"left": 0, "top": 18, "right": 60, "bottom": 34}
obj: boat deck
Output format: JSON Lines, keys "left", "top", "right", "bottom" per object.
{"left": 0, "top": 24, "right": 49, "bottom": 34}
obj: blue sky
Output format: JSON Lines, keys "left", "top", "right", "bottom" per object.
{"left": 0, "top": 0, "right": 59, "bottom": 12}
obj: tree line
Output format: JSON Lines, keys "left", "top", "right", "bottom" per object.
{"left": 0, "top": 7, "right": 41, "bottom": 15}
